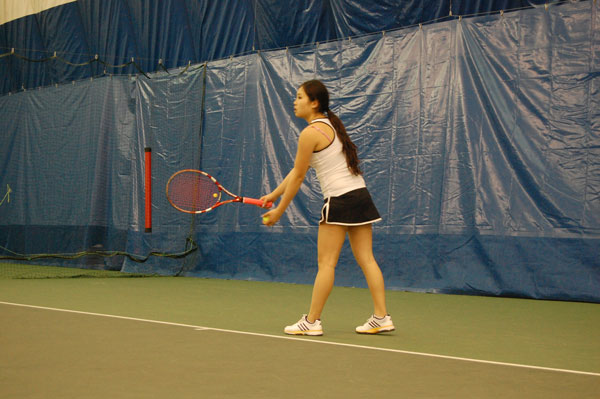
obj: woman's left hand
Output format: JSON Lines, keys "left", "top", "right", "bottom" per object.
{"left": 261, "top": 207, "right": 283, "bottom": 226}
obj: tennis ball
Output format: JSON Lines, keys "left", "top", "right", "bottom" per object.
{"left": 213, "top": 193, "right": 218, "bottom": 198}
{"left": 262, "top": 216, "right": 269, "bottom": 223}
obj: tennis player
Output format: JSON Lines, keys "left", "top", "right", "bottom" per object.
{"left": 260, "top": 80, "right": 394, "bottom": 335}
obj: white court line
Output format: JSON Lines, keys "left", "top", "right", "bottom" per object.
{"left": 2, "top": 301, "right": 599, "bottom": 378}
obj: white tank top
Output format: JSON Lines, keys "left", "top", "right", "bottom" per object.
{"left": 308, "top": 118, "right": 366, "bottom": 198}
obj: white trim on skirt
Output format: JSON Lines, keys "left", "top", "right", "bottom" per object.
{"left": 319, "top": 197, "right": 382, "bottom": 226}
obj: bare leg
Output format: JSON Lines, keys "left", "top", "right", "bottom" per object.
{"left": 348, "top": 224, "right": 387, "bottom": 317}
{"left": 307, "top": 223, "right": 347, "bottom": 323}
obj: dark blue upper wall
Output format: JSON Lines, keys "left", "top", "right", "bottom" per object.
{"left": 0, "top": 0, "right": 551, "bottom": 94}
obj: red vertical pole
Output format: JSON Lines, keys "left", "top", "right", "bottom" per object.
{"left": 144, "top": 147, "right": 152, "bottom": 233}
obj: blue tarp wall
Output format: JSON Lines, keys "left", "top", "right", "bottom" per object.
{"left": 1, "top": 1, "right": 599, "bottom": 302}
{"left": 1, "top": 0, "right": 550, "bottom": 95}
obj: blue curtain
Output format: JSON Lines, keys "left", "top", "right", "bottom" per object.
{"left": 1, "top": 1, "right": 598, "bottom": 301}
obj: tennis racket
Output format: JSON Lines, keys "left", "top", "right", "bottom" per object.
{"left": 166, "top": 169, "right": 272, "bottom": 214}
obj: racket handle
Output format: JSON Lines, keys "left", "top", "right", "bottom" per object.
{"left": 243, "top": 197, "right": 273, "bottom": 208}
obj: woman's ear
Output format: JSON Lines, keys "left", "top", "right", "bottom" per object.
{"left": 311, "top": 99, "right": 320, "bottom": 111}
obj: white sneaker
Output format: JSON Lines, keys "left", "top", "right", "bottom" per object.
{"left": 284, "top": 315, "right": 323, "bottom": 336}
{"left": 355, "top": 314, "right": 395, "bottom": 334}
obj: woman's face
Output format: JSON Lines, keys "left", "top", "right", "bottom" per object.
{"left": 294, "top": 86, "right": 317, "bottom": 120}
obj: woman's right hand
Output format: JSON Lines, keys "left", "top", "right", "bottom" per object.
{"left": 260, "top": 192, "right": 278, "bottom": 208}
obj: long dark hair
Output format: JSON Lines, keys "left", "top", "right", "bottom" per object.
{"left": 300, "top": 80, "right": 362, "bottom": 176}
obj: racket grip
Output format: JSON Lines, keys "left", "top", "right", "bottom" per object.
{"left": 243, "top": 197, "right": 273, "bottom": 208}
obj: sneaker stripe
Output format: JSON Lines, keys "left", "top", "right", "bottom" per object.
{"left": 356, "top": 315, "right": 395, "bottom": 334}
{"left": 285, "top": 315, "right": 323, "bottom": 336}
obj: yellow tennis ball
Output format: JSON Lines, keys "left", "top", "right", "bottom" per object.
{"left": 213, "top": 193, "right": 218, "bottom": 198}
{"left": 262, "top": 216, "right": 269, "bottom": 223}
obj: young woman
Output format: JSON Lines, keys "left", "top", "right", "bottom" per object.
{"left": 260, "top": 80, "right": 394, "bottom": 336}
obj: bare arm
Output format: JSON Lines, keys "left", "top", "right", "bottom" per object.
{"left": 266, "top": 172, "right": 292, "bottom": 202}
{"left": 261, "top": 128, "right": 318, "bottom": 225}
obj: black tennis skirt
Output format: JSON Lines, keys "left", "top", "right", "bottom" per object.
{"left": 320, "top": 187, "right": 382, "bottom": 226}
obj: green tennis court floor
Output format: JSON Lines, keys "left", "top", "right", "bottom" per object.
{"left": 1, "top": 273, "right": 599, "bottom": 398}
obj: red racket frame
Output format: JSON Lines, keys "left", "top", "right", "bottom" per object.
{"left": 166, "top": 169, "right": 272, "bottom": 214}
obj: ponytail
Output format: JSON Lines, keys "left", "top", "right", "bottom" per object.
{"left": 326, "top": 110, "right": 362, "bottom": 176}
{"left": 300, "top": 80, "right": 362, "bottom": 176}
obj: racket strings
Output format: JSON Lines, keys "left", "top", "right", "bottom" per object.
{"left": 169, "top": 172, "right": 220, "bottom": 212}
